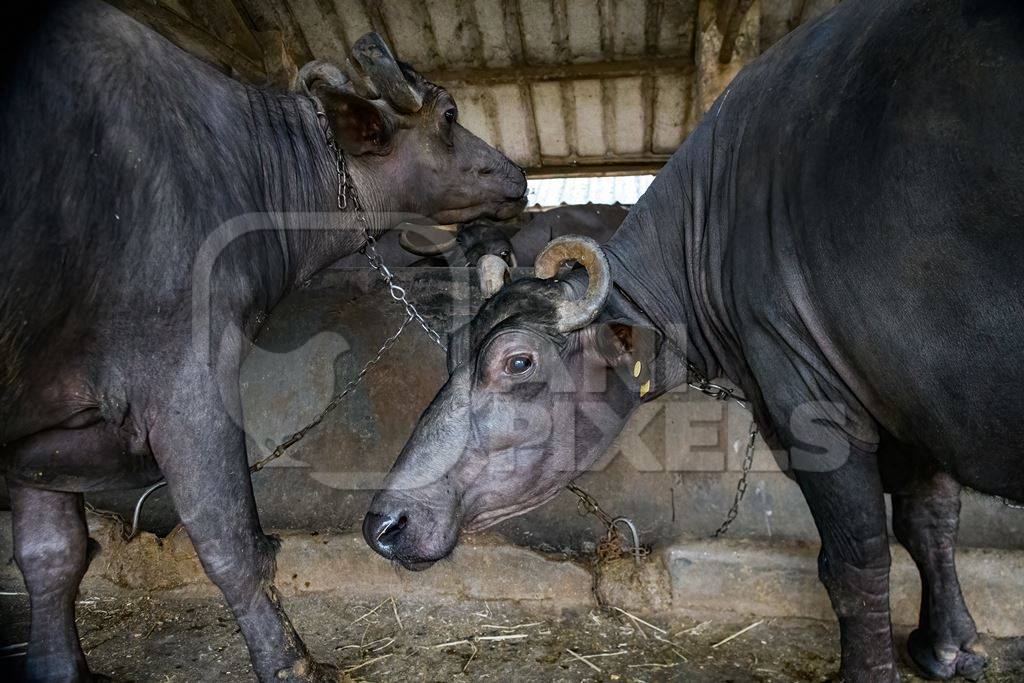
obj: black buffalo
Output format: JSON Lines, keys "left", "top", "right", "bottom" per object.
{"left": 0, "top": 1, "right": 524, "bottom": 680}
{"left": 365, "top": 1, "right": 1024, "bottom": 681}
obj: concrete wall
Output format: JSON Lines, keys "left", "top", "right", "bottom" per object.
{"left": 3, "top": 267, "right": 1023, "bottom": 551}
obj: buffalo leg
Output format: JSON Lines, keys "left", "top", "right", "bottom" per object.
{"left": 9, "top": 483, "right": 93, "bottom": 682}
{"left": 892, "top": 471, "right": 986, "bottom": 680}
{"left": 795, "top": 447, "right": 898, "bottom": 683}
{"left": 150, "top": 394, "right": 338, "bottom": 682}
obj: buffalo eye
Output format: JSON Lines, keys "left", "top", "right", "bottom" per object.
{"left": 505, "top": 354, "right": 533, "bottom": 375}
{"left": 444, "top": 107, "right": 457, "bottom": 124}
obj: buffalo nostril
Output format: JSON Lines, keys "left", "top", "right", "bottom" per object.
{"left": 378, "top": 514, "right": 407, "bottom": 543}
{"left": 363, "top": 511, "right": 407, "bottom": 558}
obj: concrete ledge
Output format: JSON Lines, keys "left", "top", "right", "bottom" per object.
{"left": 599, "top": 539, "right": 1024, "bottom": 638}
{"left": 3, "top": 513, "right": 1022, "bottom": 637}
{"left": 0, "top": 513, "right": 594, "bottom": 610}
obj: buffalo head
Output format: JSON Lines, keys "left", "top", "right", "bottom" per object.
{"left": 364, "top": 236, "right": 660, "bottom": 569}
{"left": 300, "top": 34, "right": 526, "bottom": 225}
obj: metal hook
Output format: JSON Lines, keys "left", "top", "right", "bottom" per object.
{"left": 610, "top": 516, "right": 643, "bottom": 565}
{"left": 127, "top": 480, "right": 168, "bottom": 540}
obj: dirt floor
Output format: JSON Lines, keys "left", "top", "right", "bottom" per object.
{"left": 2, "top": 590, "right": 1023, "bottom": 682}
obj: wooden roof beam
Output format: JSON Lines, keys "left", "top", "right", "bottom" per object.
{"left": 425, "top": 57, "right": 693, "bottom": 87}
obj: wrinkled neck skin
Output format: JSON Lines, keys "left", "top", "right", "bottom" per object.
{"left": 602, "top": 116, "right": 745, "bottom": 397}
{"left": 243, "top": 88, "right": 397, "bottom": 286}
{"left": 230, "top": 88, "right": 407, "bottom": 347}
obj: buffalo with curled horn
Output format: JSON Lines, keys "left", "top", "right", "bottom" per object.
{"left": 366, "top": 233, "right": 629, "bottom": 572}
{"left": 365, "top": 3, "right": 1024, "bottom": 680}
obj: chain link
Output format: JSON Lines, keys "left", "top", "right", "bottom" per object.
{"left": 687, "top": 370, "right": 751, "bottom": 410}
{"left": 569, "top": 369, "right": 758, "bottom": 542}
{"left": 712, "top": 419, "right": 758, "bottom": 537}
{"left": 361, "top": 234, "right": 446, "bottom": 350}
{"left": 686, "top": 361, "right": 758, "bottom": 537}
{"left": 568, "top": 484, "right": 616, "bottom": 527}
{"left": 250, "top": 313, "right": 413, "bottom": 473}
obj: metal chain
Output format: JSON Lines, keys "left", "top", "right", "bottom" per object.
{"left": 361, "top": 232, "right": 446, "bottom": 350}
{"left": 686, "top": 361, "right": 758, "bottom": 537}
{"left": 250, "top": 313, "right": 413, "bottom": 473}
{"left": 568, "top": 403, "right": 758, "bottom": 554}
{"left": 687, "top": 369, "right": 751, "bottom": 411}
{"left": 319, "top": 106, "right": 446, "bottom": 351}
{"left": 712, "top": 419, "right": 758, "bottom": 537}
{"left": 568, "top": 484, "right": 615, "bottom": 527}
{"left": 118, "top": 312, "right": 415, "bottom": 539}
{"left": 689, "top": 362, "right": 1024, "bottom": 522}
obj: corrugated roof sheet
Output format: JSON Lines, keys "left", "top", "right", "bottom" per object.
{"left": 116, "top": 0, "right": 840, "bottom": 176}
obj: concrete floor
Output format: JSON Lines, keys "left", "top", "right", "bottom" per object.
{"left": 3, "top": 590, "right": 1024, "bottom": 682}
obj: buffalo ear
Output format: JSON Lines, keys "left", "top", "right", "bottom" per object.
{"left": 596, "top": 320, "right": 661, "bottom": 372}
{"left": 313, "top": 85, "right": 393, "bottom": 155}
{"left": 446, "top": 322, "right": 472, "bottom": 375}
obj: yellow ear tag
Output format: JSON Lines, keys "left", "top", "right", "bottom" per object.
{"left": 632, "top": 361, "right": 642, "bottom": 378}
{"left": 639, "top": 380, "right": 651, "bottom": 397}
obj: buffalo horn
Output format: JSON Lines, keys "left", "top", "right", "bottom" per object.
{"left": 296, "top": 60, "right": 349, "bottom": 96}
{"left": 478, "top": 254, "right": 511, "bottom": 299}
{"left": 534, "top": 235, "right": 611, "bottom": 332}
{"left": 343, "top": 57, "right": 379, "bottom": 100}
{"left": 350, "top": 33, "right": 423, "bottom": 113}
{"left": 398, "top": 227, "right": 458, "bottom": 257}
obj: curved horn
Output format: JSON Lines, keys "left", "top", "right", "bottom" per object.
{"left": 478, "top": 254, "right": 511, "bottom": 299}
{"left": 343, "top": 57, "right": 379, "bottom": 99}
{"left": 351, "top": 33, "right": 423, "bottom": 112}
{"left": 296, "top": 60, "right": 348, "bottom": 96}
{"left": 534, "top": 235, "right": 611, "bottom": 332}
{"left": 399, "top": 229, "right": 458, "bottom": 257}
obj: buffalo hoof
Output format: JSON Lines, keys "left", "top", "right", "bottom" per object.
{"left": 907, "top": 629, "right": 987, "bottom": 681}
